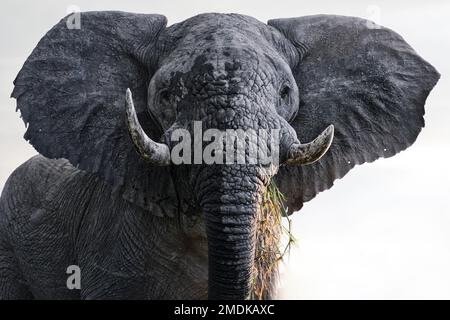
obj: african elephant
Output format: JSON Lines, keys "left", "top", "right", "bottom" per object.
{"left": 0, "top": 12, "right": 439, "bottom": 300}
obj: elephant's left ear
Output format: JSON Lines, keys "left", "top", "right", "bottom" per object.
{"left": 11, "top": 12, "right": 178, "bottom": 216}
{"left": 268, "top": 15, "right": 440, "bottom": 213}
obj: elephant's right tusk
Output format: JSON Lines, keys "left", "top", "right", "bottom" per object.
{"left": 125, "top": 88, "right": 171, "bottom": 166}
{"left": 285, "top": 125, "right": 334, "bottom": 165}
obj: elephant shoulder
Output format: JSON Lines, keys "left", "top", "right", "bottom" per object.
{"left": 0, "top": 156, "right": 96, "bottom": 294}
{"left": 0, "top": 155, "right": 94, "bottom": 234}
{"left": 10, "top": 154, "right": 80, "bottom": 180}
{"left": 2, "top": 155, "right": 83, "bottom": 205}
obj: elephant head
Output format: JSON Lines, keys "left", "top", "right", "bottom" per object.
{"left": 12, "top": 12, "right": 439, "bottom": 299}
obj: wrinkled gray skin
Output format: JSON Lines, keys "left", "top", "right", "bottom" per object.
{"left": 0, "top": 12, "right": 439, "bottom": 299}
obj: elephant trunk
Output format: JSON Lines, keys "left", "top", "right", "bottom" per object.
{"left": 196, "top": 165, "right": 265, "bottom": 299}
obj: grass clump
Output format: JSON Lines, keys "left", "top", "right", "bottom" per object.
{"left": 250, "top": 179, "right": 296, "bottom": 300}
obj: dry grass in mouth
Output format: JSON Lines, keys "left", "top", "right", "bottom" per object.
{"left": 250, "top": 179, "right": 296, "bottom": 300}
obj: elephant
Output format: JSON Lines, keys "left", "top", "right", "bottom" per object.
{"left": 0, "top": 12, "right": 439, "bottom": 300}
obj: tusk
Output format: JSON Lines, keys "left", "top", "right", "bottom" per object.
{"left": 125, "top": 88, "right": 171, "bottom": 165}
{"left": 285, "top": 125, "right": 334, "bottom": 165}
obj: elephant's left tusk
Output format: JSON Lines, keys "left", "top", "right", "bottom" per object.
{"left": 125, "top": 88, "right": 171, "bottom": 166}
{"left": 285, "top": 125, "right": 334, "bottom": 165}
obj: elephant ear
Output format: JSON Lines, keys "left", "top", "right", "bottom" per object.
{"left": 268, "top": 15, "right": 440, "bottom": 213}
{"left": 11, "top": 11, "right": 178, "bottom": 216}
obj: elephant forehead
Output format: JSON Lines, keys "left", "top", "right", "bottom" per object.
{"left": 160, "top": 48, "right": 280, "bottom": 96}
{"left": 160, "top": 14, "right": 287, "bottom": 79}
{"left": 154, "top": 49, "right": 284, "bottom": 125}
{"left": 170, "top": 13, "right": 270, "bottom": 45}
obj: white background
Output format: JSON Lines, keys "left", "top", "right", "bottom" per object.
{"left": 0, "top": 0, "right": 449, "bottom": 299}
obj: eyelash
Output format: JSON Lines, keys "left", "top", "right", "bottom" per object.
{"left": 280, "top": 85, "right": 290, "bottom": 100}
{"left": 158, "top": 89, "right": 170, "bottom": 103}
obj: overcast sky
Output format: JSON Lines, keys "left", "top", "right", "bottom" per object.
{"left": 1, "top": 0, "right": 449, "bottom": 299}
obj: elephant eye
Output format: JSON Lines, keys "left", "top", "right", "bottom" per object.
{"left": 280, "top": 85, "right": 291, "bottom": 100}
{"left": 158, "top": 89, "right": 170, "bottom": 104}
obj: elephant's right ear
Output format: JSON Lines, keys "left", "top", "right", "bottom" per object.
{"left": 12, "top": 12, "right": 178, "bottom": 216}
{"left": 268, "top": 15, "right": 440, "bottom": 214}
